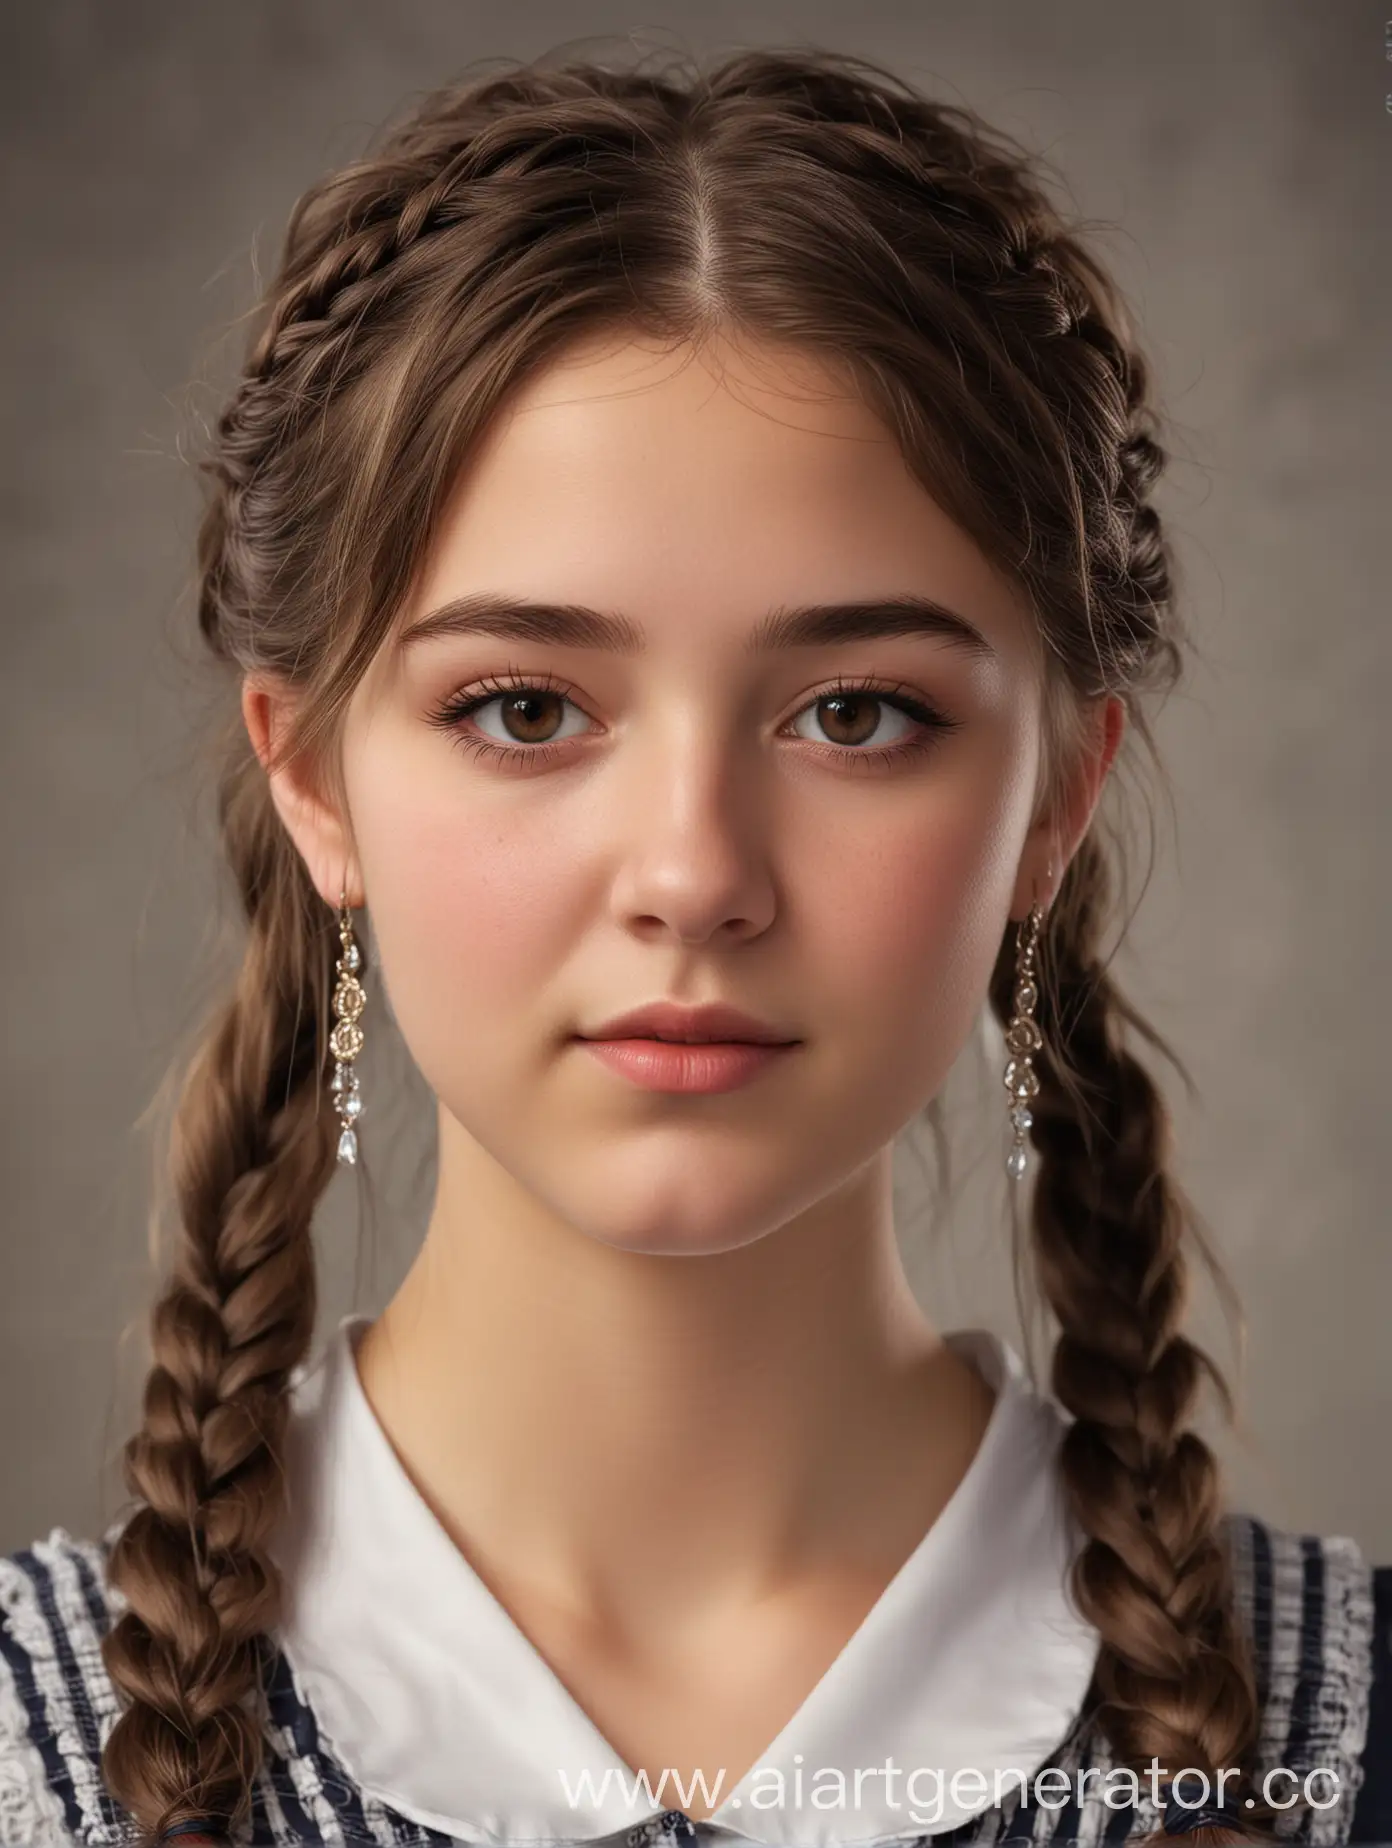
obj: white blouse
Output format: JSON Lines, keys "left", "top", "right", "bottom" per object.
{"left": 263, "top": 1315, "right": 1101, "bottom": 1848}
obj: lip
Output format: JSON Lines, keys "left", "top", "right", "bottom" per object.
{"left": 577, "top": 1038, "right": 797, "bottom": 1094}
{"left": 576, "top": 1000, "right": 799, "bottom": 1046}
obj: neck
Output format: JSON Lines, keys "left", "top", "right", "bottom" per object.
{"left": 352, "top": 1106, "right": 997, "bottom": 1637}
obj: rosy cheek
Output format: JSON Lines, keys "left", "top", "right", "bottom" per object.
{"left": 825, "top": 790, "right": 998, "bottom": 939}
{"left": 796, "top": 786, "right": 1020, "bottom": 1063}
{"left": 347, "top": 759, "right": 579, "bottom": 1046}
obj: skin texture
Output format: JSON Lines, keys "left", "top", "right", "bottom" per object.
{"left": 244, "top": 330, "right": 1123, "bottom": 1817}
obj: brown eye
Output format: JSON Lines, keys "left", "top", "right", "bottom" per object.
{"left": 495, "top": 691, "right": 565, "bottom": 743}
{"left": 819, "top": 695, "right": 882, "bottom": 747}
{"left": 429, "top": 673, "right": 957, "bottom": 769}
{"left": 793, "top": 693, "right": 916, "bottom": 752}
{"left": 469, "top": 688, "right": 589, "bottom": 748}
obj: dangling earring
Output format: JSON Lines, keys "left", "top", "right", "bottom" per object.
{"left": 1003, "top": 898, "right": 1046, "bottom": 1180}
{"left": 329, "top": 888, "right": 366, "bottom": 1166}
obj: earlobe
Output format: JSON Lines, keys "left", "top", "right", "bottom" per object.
{"left": 240, "top": 676, "right": 359, "bottom": 911}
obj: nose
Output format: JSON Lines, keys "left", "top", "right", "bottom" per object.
{"left": 605, "top": 732, "right": 779, "bottom": 946}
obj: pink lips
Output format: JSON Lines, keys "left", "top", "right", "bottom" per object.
{"left": 577, "top": 1037, "right": 796, "bottom": 1094}
{"left": 578, "top": 998, "right": 797, "bottom": 1047}
{"left": 574, "top": 999, "right": 801, "bottom": 1094}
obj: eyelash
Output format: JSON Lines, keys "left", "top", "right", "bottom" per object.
{"left": 425, "top": 667, "right": 961, "bottom": 772}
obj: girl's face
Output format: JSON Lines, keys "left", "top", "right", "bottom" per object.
{"left": 284, "top": 332, "right": 1107, "bottom": 1257}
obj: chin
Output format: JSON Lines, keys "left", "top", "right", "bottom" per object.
{"left": 561, "top": 1162, "right": 803, "bottom": 1258}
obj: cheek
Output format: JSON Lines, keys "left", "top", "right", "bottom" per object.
{"left": 345, "top": 758, "right": 583, "bottom": 1082}
{"left": 800, "top": 761, "right": 1025, "bottom": 1058}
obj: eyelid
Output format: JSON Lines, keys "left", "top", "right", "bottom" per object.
{"left": 425, "top": 666, "right": 961, "bottom": 767}
{"left": 431, "top": 666, "right": 952, "bottom": 723}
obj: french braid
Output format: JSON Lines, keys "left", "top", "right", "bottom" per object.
{"left": 100, "top": 758, "right": 345, "bottom": 1839}
{"left": 990, "top": 833, "right": 1273, "bottom": 1844}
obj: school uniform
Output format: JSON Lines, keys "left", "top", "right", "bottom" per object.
{"left": 1, "top": 1314, "right": 1386, "bottom": 1846}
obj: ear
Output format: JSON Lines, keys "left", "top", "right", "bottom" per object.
{"left": 241, "top": 675, "right": 363, "bottom": 909}
{"left": 1010, "top": 694, "right": 1125, "bottom": 919}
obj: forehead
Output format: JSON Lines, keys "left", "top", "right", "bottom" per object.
{"left": 402, "top": 330, "right": 1033, "bottom": 666}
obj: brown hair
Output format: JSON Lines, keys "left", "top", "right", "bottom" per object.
{"left": 100, "top": 42, "right": 1273, "bottom": 1847}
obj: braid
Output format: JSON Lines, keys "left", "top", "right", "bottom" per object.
{"left": 989, "top": 833, "right": 1272, "bottom": 1841}
{"left": 99, "top": 756, "right": 344, "bottom": 1842}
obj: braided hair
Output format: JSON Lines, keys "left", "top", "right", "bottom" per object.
{"left": 101, "top": 45, "right": 1269, "bottom": 1846}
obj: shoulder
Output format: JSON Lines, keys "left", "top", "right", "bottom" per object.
{"left": 0, "top": 1524, "right": 133, "bottom": 1845}
{"left": 0, "top": 1525, "right": 449, "bottom": 1847}
{"left": 1222, "top": 1510, "right": 1384, "bottom": 1843}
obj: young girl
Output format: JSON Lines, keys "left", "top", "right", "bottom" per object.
{"left": 1, "top": 43, "right": 1385, "bottom": 1848}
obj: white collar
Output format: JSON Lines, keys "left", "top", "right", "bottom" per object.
{"left": 268, "top": 1314, "right": 1100, "bottom": 1848}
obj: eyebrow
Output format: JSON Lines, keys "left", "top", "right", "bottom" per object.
{"left": 395, "top": 591, "right": 996, "bottom": 661}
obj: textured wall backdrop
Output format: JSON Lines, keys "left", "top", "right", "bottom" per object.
{"left": 2, "top": 0, "right": 1388, "bottom": 1558}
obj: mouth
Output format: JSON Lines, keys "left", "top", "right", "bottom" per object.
{"left": 577, "top": 1000, "right": 800, "bottom": 1047}
{"left": 574, "top": 1034, "right": 799, "bottom": 1095}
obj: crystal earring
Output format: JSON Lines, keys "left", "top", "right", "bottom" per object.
{"left": 329, "top": 888, "right": 366, "bottom": 1166}
{"left": 1003, "top": 899, "right": 1046, "bottom": 1180}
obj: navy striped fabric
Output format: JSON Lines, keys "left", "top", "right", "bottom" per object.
{"left": 1348, "top": 1567, "right": 1392, "bottom": 1842}
{"left": 0, "top": 1513, "right": 1378, "bottom": 1846}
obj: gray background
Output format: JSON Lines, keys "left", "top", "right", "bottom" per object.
{"left": 2, "top": 0, "right": 1388, "bottom": 1559}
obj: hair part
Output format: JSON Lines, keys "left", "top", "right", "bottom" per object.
{"left": 102, "top": 42, "right": 1274, "bottom": 1846}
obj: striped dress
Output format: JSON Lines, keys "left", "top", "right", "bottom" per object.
{"left": 0, "top": 1511, "right": 1385, "bottom": 1847}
